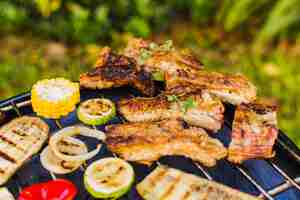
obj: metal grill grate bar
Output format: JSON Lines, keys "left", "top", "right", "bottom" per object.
{"left": 2, "top": 94, "right": 300, "bottom": 199}
{"left": 260, "top": 177, "right": 300, "bottom": 198}
{"left": 269, "top": 161, "right": 300, "bottom": 191}
{"left": 235, "top": 165, "right": 275, "bottom": 200}
{"left": 194, "top": 162, "right": 213, "bottom": 180}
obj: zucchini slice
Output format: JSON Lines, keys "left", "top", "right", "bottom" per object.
{"left": 0, "top": 187, "right": 14, "bottom": 200}
{"left": 84, "top": 158, "right": 134, "bottom": 199}
{"left": 77, "top": 98, "right": 116, "bottom": 126}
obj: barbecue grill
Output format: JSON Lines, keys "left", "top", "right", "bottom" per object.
{"left": 1, "top": 87, "right": 300, "bottom": 200}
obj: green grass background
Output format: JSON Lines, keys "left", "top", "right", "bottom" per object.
{"left": 0, "top": 0, "right": 300, "bottom": 146}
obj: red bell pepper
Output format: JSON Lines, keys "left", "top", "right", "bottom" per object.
{"left": 18, "top": 179, "right": 77, "bottom": 200}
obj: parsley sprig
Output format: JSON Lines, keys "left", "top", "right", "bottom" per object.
{"left": 166, "top": 95, "right": 197, "bottom": 113}
{"left": 138, "top": 40, "right": 174, "bottom": 65}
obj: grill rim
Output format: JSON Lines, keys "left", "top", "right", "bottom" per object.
{"left": 0, "top": 90, "right": 300, "bottom": 200}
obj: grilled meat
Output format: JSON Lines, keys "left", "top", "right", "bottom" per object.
{"left": 118, "top": 92, "right": 224, "bottom": 132}
{"left": 106, "top": 119, "right": 227, "bottom": 167}
{"left": 0, "top": 112, "right": 4, "bottom": 126}
{"left": 166, "top": 70, "right": 257, "bottom": 105}
{"left": 123, "top": 38, "right": 204, "bottom": 78}
{"left": 0, "top": 116, "right": 49, "bottom": 185}
{"left": 80, "top": 47, "right": 155, "bottom": 96}
{"left": 228, "top": 99, "right": 279, "bottom": 163}
{"left": 137, "top": 165, "right": 259, "bottom": 200}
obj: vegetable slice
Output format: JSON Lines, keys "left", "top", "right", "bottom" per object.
{"left": 49, "top": 126, "right": 106, "bottom": 162}
{"left": 41, "top": 137, "right": 88, "bottom": 174}
{"left": 0, "top": 187, "right": 14, "bottom": 200}
{"left": 18, "top": 179, "right": 77, "bottom": 200}
{"left": 77, "top": 98, "right": 116, "bottom": 125}
{"left": 84, "top": 158, "right": 134, "bottom": 199}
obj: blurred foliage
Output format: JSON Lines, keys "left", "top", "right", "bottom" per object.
{"left": 0, "top": 1, "right": 300, "bottom": 145}
{"left": 1, "top": 0, "right": 300, "bottom": 44}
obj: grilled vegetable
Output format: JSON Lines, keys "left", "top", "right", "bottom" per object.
{"left": 0, "top": 187, "right": 14, "bottom": 200}
{"left": 41, "top": 137, "right": 88, "bottom": 174}
{"left": 49, "top": 126, "right": 106, "bottom": 162}
{"left": 77, "top": 98, "right": 116, "bottom": 126}
{"left": 18, "top": 179, "right": 77, "bottom": 200}
{"left": 0, "top": 116, "right": 49, "bottom": 185}
{"left": 84, "top": 158, "right": 134, "bottom": 199}
{"left": 31, "top": 78, "right": 80, "bottom": 119}
{"left": 137, "top": 165, "right": 259, "bottom": 200}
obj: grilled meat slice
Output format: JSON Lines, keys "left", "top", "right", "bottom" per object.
{"left": 137, "top": 165, "right": 259, "bottom": 200}
{"left": 0, "top": 116, "right": 49, "bottom": 185}
{"left": 106, "top": 119, "right": 227, "bottom": 167}
{"left": 118, "top": 92, "right": 224, "bottom": 132}
{"left": 80, "top": 47, "right": 155, "bottom": 96}
{"left": 166, "top": 70, "right": 257, "bottom": 105}
{"left": 228, "top": 99, "right": 279, "bottom": 163}
{"left": 123, "top": 38, "right": 203, "bottom": 78}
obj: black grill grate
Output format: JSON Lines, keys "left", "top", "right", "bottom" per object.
{"left": 0, "top": 89, "right": 300, "bottom": 200}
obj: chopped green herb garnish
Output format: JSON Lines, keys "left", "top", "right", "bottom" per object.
{"left": 167, "top": 95, "right": 179, "bottom": 102}
{"left": 138, "top": 48, "right": 152, "bottom": 65}
{"left": 138, "top": 40, "right": 174, "bottom": 65}
{"left": 149, "top": 42, "right": 159, "bottom": 50}
{"left": 160, "top": 40, "right": 174, "bottom": 51}
{"left": 181, "top": 97, "right": 197, "bottom": 113}
{"left": 151, "top": 71, "right": 165, "bottom": 81}
{"left": 167, "top": 95, "right": 197, "bottom": 113}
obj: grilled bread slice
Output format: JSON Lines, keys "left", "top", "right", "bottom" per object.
{"left": 166, "top": 70, "right": 257, "bottom": 105}
{"left": 80, "top": 47, "right": 155, "bottom": 96}
{"left": 106, "top": 119, "right": 227, "bottom": 167}
{"left": 137, "top": 165, "right": 259, "bottom": 200}
{"left": 118, "top": 92, "right": 224, "bottom": 132}
{"left": 0, "top": 116, "right": 49, "bottom": 185}
{"left": 228, "top": 99, "right": 279, "bottom": 163}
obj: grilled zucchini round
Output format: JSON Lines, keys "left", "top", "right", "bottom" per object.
{"left": 84, "top": 158, "right": 134, "bottom": 199}
{"left": 77, "top": 98, "right": 116, "bottom": 126}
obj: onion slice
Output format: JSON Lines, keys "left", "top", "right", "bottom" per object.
{"left": 49, "top": 126, "right": 106, "bottom": 162}
{"left": 41, "top": 137, "right": 88, "bottom": 174}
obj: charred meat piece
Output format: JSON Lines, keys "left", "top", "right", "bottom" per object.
{"left": 118, "top": 92, "right": 224, "bottom": 132}
{"left": 137, "top": 165, "right": 259, "bottom": 200}
{"left": 123, "top": 38, "right": 203, "bottom": 79}
{"left": 0, "top": 116, "right": 49, "bottom": 185}
{"left": 166, "top": 70, "right": 257, "bottom": 105}
{"left": 228, "top": 99, "right": 279, "bottom": 163}
{"left": 0, "top": 112, "right": 4, "bottom": 126}
{"left": 80, "top": 47, "right": 155, "bottom": 96}
{"left": 106, "top": 119, "right": 227, "bottom": 167}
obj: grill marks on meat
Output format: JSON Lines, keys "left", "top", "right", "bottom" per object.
{"left": 228, "top": 99, "right": 279, "bottom": 163}
{"left": 80, "top": 47, "right": 155, "bottom": 96}
{"left": 118, "top": 92, "right": 224, "bottom": 132}
{"left": 123, "top": 38, "right": 204, "bottom": 77}
{"left": 137, "top": 165, "right": 259, "bottom": 200}
{"left": 166, "top": 70, "right": 257, "bottom": 105}
{"left": 0, "top": 116, "right": 49, "bottom": 185}
{"left": 106, "top": 119, "right": 227, "bottom": 167}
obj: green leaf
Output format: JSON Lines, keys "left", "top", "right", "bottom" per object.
{"left": 181, "top": 97, "right": 197, "bottom": 113}
{"left": 166, "top": 95, "right": 179, "bottom": 102}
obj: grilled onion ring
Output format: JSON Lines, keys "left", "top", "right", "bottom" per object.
{"left": 41, "top": 137, "right": 88, "bottom": 174}
{"left": 49, "top": 126, "right": 106, "bottom": 162}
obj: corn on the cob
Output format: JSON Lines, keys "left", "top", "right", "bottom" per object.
{"left": 31, "top": 78, "right": 80, "bottom": 119}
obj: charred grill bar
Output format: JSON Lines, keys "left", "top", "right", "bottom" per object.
{"left": 0, "top": 90, "right": 300, "bottom": 199}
